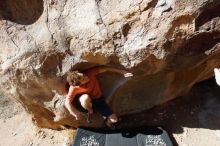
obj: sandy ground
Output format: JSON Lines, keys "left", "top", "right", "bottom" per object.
{"left": 1, "top": 78, "right": 220, "bottom": 146}
{"left": 0, "top": 95, "right": 75, "bottom": 146}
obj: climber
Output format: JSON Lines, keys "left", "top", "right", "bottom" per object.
{"left": 214, "top": 68, "right": 220, "bottom": 86}
{"left": 65, "top": 66, "right": 133, "bottom": 127}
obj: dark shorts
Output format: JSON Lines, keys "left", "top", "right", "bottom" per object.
{"left": 73, "top": 94, "right": 113, "bottom": 118}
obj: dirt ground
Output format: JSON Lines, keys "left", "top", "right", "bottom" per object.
{"left": 1, "top": 78, "right": 220, "bottom": 146}
{"left": 0, "top": 94, "right": 74, "bottom": 146}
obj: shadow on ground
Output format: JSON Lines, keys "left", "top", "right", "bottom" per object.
{"left": 117, "top": 78, "right": 220, "bottom": 145}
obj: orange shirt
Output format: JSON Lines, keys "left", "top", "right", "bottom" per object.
{"left": 67, "top": 67, "right": 102, "bottom": 102}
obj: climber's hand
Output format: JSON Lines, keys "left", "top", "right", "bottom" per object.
{"left": 124, "top": 72, "right": 133, "bottom": 78}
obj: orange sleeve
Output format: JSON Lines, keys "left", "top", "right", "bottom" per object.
{"left": 84, "top": 67, "right": 100, "bottom": 76}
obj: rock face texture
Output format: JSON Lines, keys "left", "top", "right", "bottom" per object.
{"left": 0, "top": 0, "right": 220, "bottom": 129}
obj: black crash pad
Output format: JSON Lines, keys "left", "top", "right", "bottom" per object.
{"left": 72, "top": 127, "right": 173, "bottom": 146}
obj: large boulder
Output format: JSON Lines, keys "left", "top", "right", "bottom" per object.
{"left": 0, "top": 0, "right": 220, "bottom": 129}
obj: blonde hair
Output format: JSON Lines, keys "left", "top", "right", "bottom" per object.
{"left": 67, "top": 71, "right": 83, "bottom": 86}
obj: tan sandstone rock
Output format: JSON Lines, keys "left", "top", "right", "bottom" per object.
{"left": 0, "top": 0, "right": 220, "bottom": 129}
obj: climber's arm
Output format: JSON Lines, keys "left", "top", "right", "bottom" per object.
{"left": 65, "top": 87, "right": 83, "bottom": 120}
{"left": 97, "top": 66, "right": 133, "bottom": 77}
